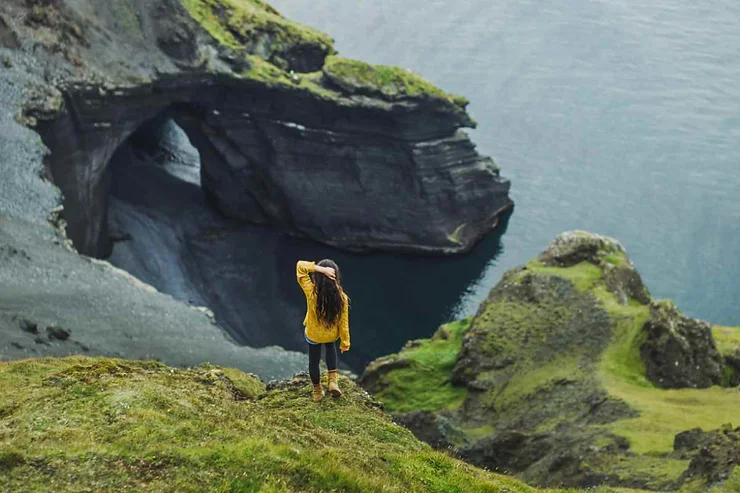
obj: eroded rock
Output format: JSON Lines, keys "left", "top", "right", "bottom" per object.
{"left": 46, "top": 325, "right": 70, "bottom": 341}
{"left": 679, "top": 425, "right": 740, "bottom": 486}
{"left": 640, "top": 300, "right": 724, "bottom": 389}
{"left": 10, "top": 0, "right": 510, "bottom": 258}
{"left": 539, "top": 230, "right": 625, "bottom": 267}
{"left": 19, "top": 318, "right": 38, "bottom": 334}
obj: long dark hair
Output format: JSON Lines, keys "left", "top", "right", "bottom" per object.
{"left": 310, "top": 259, "right": 346, "bottom": 326}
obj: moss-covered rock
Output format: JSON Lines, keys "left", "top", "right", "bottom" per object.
{"left": 359, "top": 319, "right": 471, "bottom": 414}
{"left": 181, "top": 0, "right": 335, "bottom": 72}
{"left": 712, "top": 326, "right": 740, "bottom": 387}
{"left": 322, "top": 56, "right": 469, "bottom": 107}
{"left": 178, "top": 0, "right": 472, "bottom": 115}
{"left": 361, "top": 231, "right": 740, "bottom": 492}
{"left": 641, "top": 300, "right": 724, "bottom": 389}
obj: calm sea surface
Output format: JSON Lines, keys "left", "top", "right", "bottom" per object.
{"left": 267, "top": 0, "right": 740, "bottom": 327}
{"left": 114, "top": 1, "right": 740, "bottom": 372}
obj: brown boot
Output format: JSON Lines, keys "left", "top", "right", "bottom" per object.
{"left": 327, "top": 369, "right": 342, "bottom": 398}
{"left": 312, "top": 383, "right": 325, "bottom": 402}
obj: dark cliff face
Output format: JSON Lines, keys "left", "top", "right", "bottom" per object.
{"left": 38, "top": 75, "right": 511, "bottom": 258}
{"left": 0, "top": 0, "right": 511, "bottom": 375}
{"left": 12, "top": 0, "right": 511, "bottom": 258}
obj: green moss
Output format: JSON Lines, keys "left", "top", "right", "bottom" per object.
{"left": 371, "top": 319, "right": 471, "bottom": 413}
{"left": 524, "top": 261, "right": 740, "bottom": 455}
{"left": 323, "top": 56, "right": 469, "bottom": 107}
{"left": 524, "top": 260, "right": 603, "bottom": 291}
{"left": 492, "top": 357, "right": 582, "bottom": 412}
{"left": 604, "top": 252, "right": 629, "bottom": 266}
{"left": 474, "top": 296, "right": 576, "bottom": 359}
{"left": 0, "top": 356, "right": 553, "bottom": 492}
{"left": 181, "top": 0, "right": 474, "bottom": 115}
{"left": 181, "top": 0, "right": 333, "bottom": 56}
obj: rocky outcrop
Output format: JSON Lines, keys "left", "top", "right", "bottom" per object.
{"left": 641, "top": 300, "right": 724, "bottom": 389}
{"left": 6, "top": 0, "right": 511, "bottom": 258}
{"left": 361, "top": 231, "right": 740, "bottom": 491}
{"left": 539, "top": 230, "right": 651, "bottom": 304}
{"left": 677, "top": 425, "right": 740, "bottom": 486}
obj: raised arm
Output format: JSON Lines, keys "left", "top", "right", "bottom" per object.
{"left": 339, "top": 295, "right": 350, "bottom": 353}
{"left": 296, "top": 260, "right": 316, "bottom": 296}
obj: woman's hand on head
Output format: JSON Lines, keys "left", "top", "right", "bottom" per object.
{"left": 319, "top": 266, "right": 336, "bottom": 280}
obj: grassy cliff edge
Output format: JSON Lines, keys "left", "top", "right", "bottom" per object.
{"left": 0, "top": 356, "right": 629, "bottom": 493}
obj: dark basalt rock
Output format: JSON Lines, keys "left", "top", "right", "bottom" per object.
{"left": 678, "top": 425, "right": 740, "bottom": 486}
{"left": 674, "top": 428, "right": 716, "bottom": 456}
{"left": 724, "top": 351, "right": 740, "bottom": 387}
{"left": 5, "top": 0, "right": 511, "bottom": 258}
{"left": 46, "top": 325, "right": 70, "bottom": 341}
{"left": 0, "top": 14, "right": 20, "bottom": 49}
{"left": 19, "top": 318, "right": 38, "bottom": 334}
{"left": 39, "top": 77, "right": 511, "bottom": 258}
{"left": 640, "top": 300, "right": 724, "bottom": 389}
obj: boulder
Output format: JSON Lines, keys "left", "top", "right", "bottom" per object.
{"left": 640, "top": 300, "right": 724, "bottom": 389}
{"left": 679, "top": 425, "right": 740, "bottom": 485}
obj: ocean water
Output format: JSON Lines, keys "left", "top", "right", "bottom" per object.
{"left": 267, "top": 0, "right": 740, "bottom": 327}
{"left": 110, "top": 0, "right": 740, "bottom": 372}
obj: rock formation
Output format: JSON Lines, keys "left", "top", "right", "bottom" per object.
{"left": 0, "top": 0, "right": 511, "bottom": 373}
{"left": 640, "top": 300, "right": 724, "bottom": 389}
{"left": 8, "top": 0, "right": 511, "bottom": 258}
{"left": 361, "top": 231, "right": 740, "bottom": 491}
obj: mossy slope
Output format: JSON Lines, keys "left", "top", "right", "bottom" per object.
{"left": 0, "top": 356, "right": 601, "bottom": 492}
{"left": 179, "top": 0, "right": 470, "bottom": 112}
{"left": 361, "top": 231, "right": 740, "bottom": 492}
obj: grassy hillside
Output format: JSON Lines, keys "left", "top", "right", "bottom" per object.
{"left": 0, "top": 356, "right": 641, "bottom": 493}
{"left": 361, "top": 232, "right": 740, "bottom": 492}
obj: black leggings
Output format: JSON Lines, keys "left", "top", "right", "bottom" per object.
{"left": 308, "top": 342, "right": 338, "bottom": 385}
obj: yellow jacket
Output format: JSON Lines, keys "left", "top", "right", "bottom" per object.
{"left": 296, "top": 261, "right": 350, "bottom": 351}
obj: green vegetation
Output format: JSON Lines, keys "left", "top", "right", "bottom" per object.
{"left": 0, "top": 356, "right": 567, "bottom": 492}
{"left": 525, "top": 261, "right": 740, "bottom": 455}
{"left": 323, "top": 56, "right": 469, "bottom": 106}
{"left": 712, "top": 326, "right": 740, "bottom": 357}
{"left": 181, "top": 0, "right": 333, "bottom": 56}
{"left": 492, "top": 356, "right": 581, "bottom": 412}
{"left": 179, "top": 0, "right": 469, "bottom": 109}
{"left": 585, "top": 454, "right": 690, "bottom": 491}
{"left": 368, "top": 319, "right": 471, "bottom": 413}
{"left": 364, "top": 234, "right": 740, "bottom": 491}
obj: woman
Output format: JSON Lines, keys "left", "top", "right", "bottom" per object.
{"left": 296, "top": 259, "right": 350, "bottom": 402}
